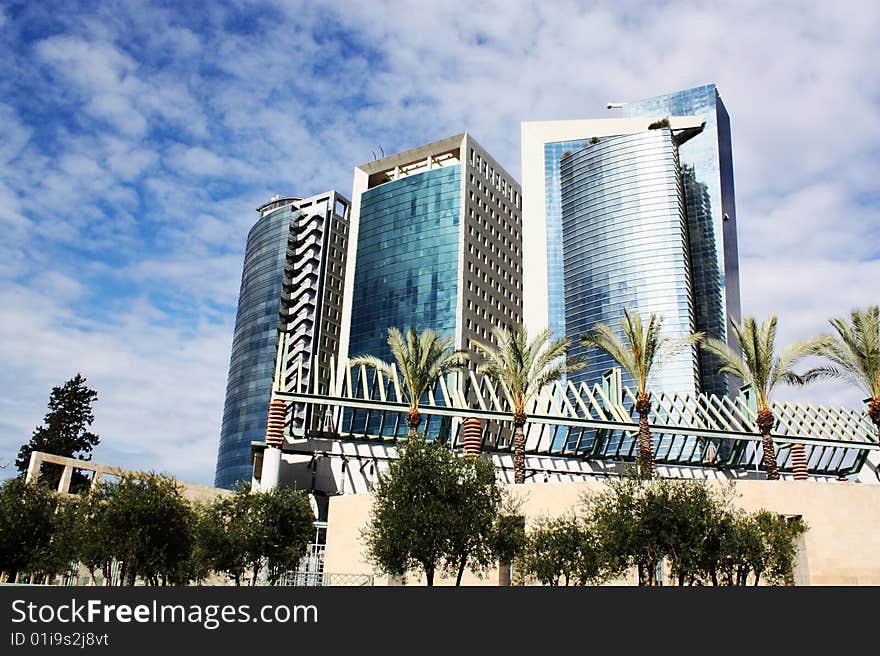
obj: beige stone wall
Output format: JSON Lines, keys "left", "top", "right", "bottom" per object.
{"left": 324, "top": 479, "right": 880, "bottom": 586}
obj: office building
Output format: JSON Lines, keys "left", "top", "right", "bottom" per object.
{"left": 215, "top": 191, "right": 351, "bottom": 489}
{"left": 521, "top": 84, "right": 741, "bottom": 396}
{"left": 339, "top": 133, "right": 523, "bottom": 375}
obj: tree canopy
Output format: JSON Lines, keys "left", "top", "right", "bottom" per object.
{"left": 363, "top": 434, "right": 502, "bottom": 585}
{"left": 15, "top": 373, "right": 100, "bottom": 491}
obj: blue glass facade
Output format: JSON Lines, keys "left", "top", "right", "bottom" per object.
{"left": 348, "top": 166, "right": 461, "bottom": 364}
{"left": 560, "top": 130, "right": 700, "bottom": 394}
{"left": 622, "top": 84, "right": 740, "bottom": 396}
{"left": 544, "top": 139, "right": 586, "bottom": 339}
{"left": 214, "top": 205, "right": 293, "bottom": 488}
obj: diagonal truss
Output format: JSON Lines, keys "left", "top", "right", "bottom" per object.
{"left": 270, "top": 345, "right": 878, "bottom": 478}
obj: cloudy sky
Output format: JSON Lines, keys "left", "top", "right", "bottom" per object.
{"left": 1, "top": 0, "right": 877, "bottom": 485}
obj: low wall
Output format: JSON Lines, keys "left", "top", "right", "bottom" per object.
{"left": 324, "top": 479, "right": 880, "bottom": 586}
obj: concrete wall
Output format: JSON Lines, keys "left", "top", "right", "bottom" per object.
{"left": 324, "top": 479, "right": 880, "bottom": 586}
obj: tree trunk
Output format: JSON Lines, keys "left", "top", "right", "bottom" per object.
{"left": 868, "top": 397, "right": 880, "bottom": 444}
{"left": 425, "top": 566, "right": 434, "bottom": 586}
{"left": 635, "top": 392, "right": 655, "bottom": 478}
{"left": 251, "top": 563, "right": 260, "bottom": 586}
{"left": 512, "top": 417, "right": 527, "bottom": 484}
{"left": 790, "top": 443, "right": 808, "bottom": 480}
{"left": 498, "top": 561, "right": 511, "bottom": 586}
{"left": 455, "top": 554, "right": 468, "bottom": 586}
{"left": 756, "top": 408, "right": 780, "bottom": 480}
{"left": 406, "top": 408, "right": 421, "bottom": 435}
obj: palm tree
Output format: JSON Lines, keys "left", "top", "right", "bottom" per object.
{"left": 471, "top": 326, "right": 585, "bottom": 484}
{"left": 701, "top": 315, "right": 823, "bottom": 480}
{"left": 807, "top": 306, "right": 880, "bottom": 444}
{"left": 580, "top": 309, "right": 703, "bottom": 479}
{"left": 350, "top": 327, "right": 469, "bottom": 435}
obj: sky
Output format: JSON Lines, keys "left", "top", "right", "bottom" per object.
{"left": 0, "top": 0, "right": 877, "bottom": 485}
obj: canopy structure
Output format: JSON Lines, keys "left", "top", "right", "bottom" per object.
{"left": 268, "top": 345, "right": 878, "bottom": 480}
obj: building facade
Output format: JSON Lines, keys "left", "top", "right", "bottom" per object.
{"left": 622, "top": 84, "right": 741, "bottom": 397}
{"left": 215, "top": 192, "right": 350, "bottom": 489}
{"left": 340, "top": 133, "right": 523, "bottom": 377}
{"left": 560, "top": 128, "right": 701, "bottom": 394}
{"left": 521, "top": 84, "right": 741, "bottom": 397}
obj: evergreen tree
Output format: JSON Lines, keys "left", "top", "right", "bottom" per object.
{"left": 15, "top": 374, "right": 100, "bottom": 490}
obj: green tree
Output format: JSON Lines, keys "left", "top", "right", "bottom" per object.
{"left": 195, "top": 484, "right": 314, "bottom": 586}
{"left": 701, "top": 316, "right": 822, "bottom": 480}
{"left": 491, "top": 494, "right": 527, "bottom": 586}
{"left": 363, "top": 434, "right": 503, "bottom": 585}
{"left": 472, "top": 326, "right": 584, "bottom": 484}
{"left": 581, "top": 310, "right": 702, "bottom": 478}
{"left": 15, "top": 374, "right": 100, "bottom": 492}
{"left": 754, "top": 510, "right": 807, "bottom": 585}
{"left": 807, "top": 306, "right": 880, "bottom": 443}
{"left": 520, "top": 514, "right": 608, "bottom": 586}
{"left": 73, "top": 489, "right": 116, "bottom": 585}
{"left": 98, "top": 473, "right": 197, "bottom": 585}
{"left": 351, "top": 327, "right": 469, "bottom": 434}
{"left": 0, "top": 478, "right": 59, "bottom": 582}
{"left": 443, "top": 456, "right": 502, "bottom": 585}
{"left": 194, "top": 492, "right": 250, "bottom": 586}
{"left": 246, "top": 486, "right": 315, "bottom": 585}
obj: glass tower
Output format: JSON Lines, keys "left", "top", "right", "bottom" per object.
{"left": 215, "top": 193, "right": 350, "bottom": 489}
{"left": 215, "top": 201, "right": 293, "bottom": 489}
{"left": 560, "top": 130, "right": 700, "bottom": 394}
{"left": 347, "top": 166, "right": 462, "bottom": 364}
{"left": 522, "top": 84, "right": 740, "bottom": 398}
{"left": 341, "top": 133, "right": 523, "bottom": 439}
{"left": 622, "top": 84, "right": 741, "bottom": 396}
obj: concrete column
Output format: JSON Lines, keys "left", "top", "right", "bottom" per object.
{"left": 25, "top": 452, "right": 41, "bottom": 485}
{"left": 58, "top": 464, "right": 73, "bottom": 493}
{"left": 260, "top": 447, "right": 282, "bottom": 491}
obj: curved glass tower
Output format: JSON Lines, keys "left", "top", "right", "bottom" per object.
{"left": 215, "top": 200, "right": 294, "bottom": 488}
{"left": 560, "top": 129, "right": 700, "bottom": 394}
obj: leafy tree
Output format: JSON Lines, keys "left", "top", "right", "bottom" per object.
{"left": 29, "top": 495, "right": 81, "bottom": 584}
{"left": 806, "top": 306, "right": 880, "bottom": 443}
{"left": 0, "top": 478, "right": 59, "bottom": 581}
{"left": 754, "top": 510, "right": 807, "bottom": 585}
{"left": 491, "top": 494, "right": 527, "bottom": 586}
{"left": 15, "top": 373, "right": 100, "bottom": 492}
{"left": 520, "top": 514, "right": 608, "bottom": 586}
{"left": 581, "top": 310, "right": 702, "bottom": 478}
{"left": 246, "top": 486, "right": 315, "bottom": 585}
{"left": 73, "top": 489, "right": 116, "bottom": 585}
{"left": 701, "top": 316, "right": 822, "bottom": 479}
{"left": 363, "top": 434, "right": 503, "bottom": 585}
{"left": 194, "top": 483, "right": 314, "bottom": 586}
{"left": 97, "top": 473, "right": 197, "bottom": 585}
{"left": 472, "top": 326, "right": 584, "bottom": 484}
{"left": 443, "top": 456, "right": 502, "bottom": 585}
{"left": 351, "top": 327, "right": 469, "bottom": 434}
{"left": 194, "top": 493, "right": 250, "bottom": 586}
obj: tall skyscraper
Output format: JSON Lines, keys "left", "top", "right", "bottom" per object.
{"left": 340, "top": 133, "right": 523, "bottom": 377}
{"left": 215, "top": 191, "right": 351, "bottom": 489}
{"left": 521, "top": 84, "right": 741, "bottom": 396}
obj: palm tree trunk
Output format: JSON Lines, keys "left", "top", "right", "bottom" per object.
{"left": 790, "top": 443, "right": 808, "bottom": 480}
{"left": 635, "top": 392, "right": 655, "bottom": 478}
{"left": 513, "top": 414, "right": 527, "bottom": 484}
{"left": 756, "top": 408, "right": 780, "bottom": 480}
{"left": 868, "top": 397, "right": 880, "bottom": 444}
{"left": 406, "top": 408, "right": 421, "bottom": 435}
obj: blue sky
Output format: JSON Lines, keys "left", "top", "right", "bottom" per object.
{"left": 1, "top": 0, "right": 878, "bottom": 484}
